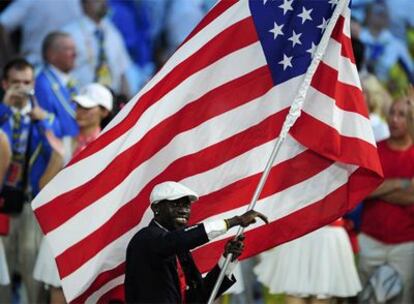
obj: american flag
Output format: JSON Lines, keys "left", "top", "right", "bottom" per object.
{"left": 32, "top": 0, "right": 382, "bottom": 302}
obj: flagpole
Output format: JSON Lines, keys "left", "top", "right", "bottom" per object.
{"left": 207, "top": 1, "right": 349, "bottom": 303}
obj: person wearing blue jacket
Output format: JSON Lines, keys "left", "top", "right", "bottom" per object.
{"left": 35, "top": 31, "right": 79, "bottom": 138}
{"left": 0, "top": 57, "right": 59, "bottom": 303}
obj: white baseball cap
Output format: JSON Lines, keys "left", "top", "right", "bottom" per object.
{"left": 73, "top": 83, "right": 113, "bottom": 111}
{"left": 150, "top": 181, "right": 199, "bottom": 205}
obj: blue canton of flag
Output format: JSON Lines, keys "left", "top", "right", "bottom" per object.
{"left": 250, "top": 0, "right": 339, "bottom": 84}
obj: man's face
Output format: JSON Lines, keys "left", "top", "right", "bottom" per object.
{"left": 2, "top": 67, "right": 34, "bottom": 109}
{"left": 52, "top": 36, "right": 76, "bottom": 73}
{"left": 366, "top": 5, "right": 389, "bottom": 33}
{"left": 387, "top": 100, "right": 409, "bottom": 139}
{"left": 153, "top": 197, "right": 192, "bottom": 231}
{"left": 84, "top": 0, "right": 108, "bottom": 21}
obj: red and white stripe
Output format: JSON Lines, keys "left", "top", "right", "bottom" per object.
{"left": 32, "top": 1, "right": 382, "bottom": 302}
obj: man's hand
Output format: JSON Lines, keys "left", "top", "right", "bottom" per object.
{"left": 3, "top": 85, "right": 28, "bottom": 107}
{"left": 224, "top": 235, "right": 245, "bottom": 261}
{"left": 29, "top": 105, "right": 47, "bottom": 121}
{"left": 225, "top": 210, "right": 268, "bottom": 229}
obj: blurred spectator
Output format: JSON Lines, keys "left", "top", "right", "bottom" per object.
{"left": 164, "top": 0, "right": 204, "bottom": 60}
{"left": 358, "top": 3, "right": 414, "bottom": 85}
{"left": 0, "top": 0, "right": 82, "bottom": 68}
{"left": 0, "top": 82, "right": 11, "bottom": 296}
{"left": 344, "top": 38, "right": 390, "bottom": 254}
{"left": 34, "top": 83, "right": 113, "bottom": 304}
{"left": 0, "top": 129, "right": 11, "bottom": 291}
{"left": 351, "top": 0, "right": 375, "bottom": 24}
{"left": 109, "top": 0, "right": 154, "bottom": 81}
{"left": 361, "top": 75, "right": 392, "bottom": 142}
{"left": 359, "top": 98, "right": 414, "bottom": 304}
{"left": 254, "top": 220, "right": 361, "bottom": 304}
{"left": 142, "top": 0, "right": 205, "bottom": 67}
{"left": 62, "top": 0, "right": 140, "bottom": 98}
{"left": 138, "top": 0, "right": 168, "bottom": 50}
{"left": 35, "top": 32, "right": 79, "bottom": 139}
{"left": 72, "top": 83, "right": 113, "bottom": 156}
{"left": 0, "top": 58, "right": 57, "bottom": 303}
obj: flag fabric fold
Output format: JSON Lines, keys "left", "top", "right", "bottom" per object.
{"left": 32, "top": 0, "right": 383, "bottom": 302}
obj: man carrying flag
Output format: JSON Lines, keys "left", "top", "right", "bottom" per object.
{"left": 32, "top": 0, "right": 383, "bottom": 302}
{"left": 125, "top": 181, "right": 268, "bottom": 303}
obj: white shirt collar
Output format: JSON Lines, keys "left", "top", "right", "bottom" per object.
{"left": 82, "top": 15, "right": 108, "bottom": 33}
{"left": 11, "top": 102, "right": 32, "bottom": 116}
{"left": 49, "top": 65, "right": 71, "bottom": 86}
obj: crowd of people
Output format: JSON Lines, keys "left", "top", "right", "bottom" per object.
{"left": 0, "top": 0, "right": 412, "bottom": 303}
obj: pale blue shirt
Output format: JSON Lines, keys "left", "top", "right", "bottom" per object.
{"left": 360, "top": 28, "right": 414, "bottom": 81}
{"left": 0, "top": 0, "right": 82, "bottom": 67}
{"left": 62, "top": 16, "right": 137, "bottom": 95}
{"left": 165, "top": 0, "right": 205, "bottom": 57}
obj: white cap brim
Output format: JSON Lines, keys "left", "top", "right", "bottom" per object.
{"left": 73, "top": 95, "right": 99, "bottom": 109}
{"left": 150, "top": 181, "right": 199, "bottom": 205}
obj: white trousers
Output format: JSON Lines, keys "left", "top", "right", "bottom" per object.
{"left": 0, "top": 203, "right": 43, "bottom": 303}
{"left": 358, "top": 233, "right": 414, "bottom": 304}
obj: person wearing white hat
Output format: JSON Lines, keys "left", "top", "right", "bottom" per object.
{"left": 33, "top": 83, "right": 114, "bottom": 303}
{"left": 71, "top": 82, "right": 113, "bottom": 157}
{"left": 125, "top": 181, "right": 268, "bottom": 304}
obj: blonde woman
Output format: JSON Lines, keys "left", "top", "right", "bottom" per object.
{"left": 361, "top": 74, "right": 392, "bottom": 142}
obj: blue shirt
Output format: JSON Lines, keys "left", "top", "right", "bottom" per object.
{"left": 0, "top": 102, "right": 55, "bottom": 197}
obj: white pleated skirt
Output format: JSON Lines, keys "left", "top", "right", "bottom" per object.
{"left": 0, "top": 238, "right": 10, "bottom": 285}
{"left": 33, "top": 238, "right": 61, "bottom": 288}
{"left": 254, "top": 226, "right": 361, "bottom": 298}
{"left": 224, "top": 262, "right": 244, "bottom": 295}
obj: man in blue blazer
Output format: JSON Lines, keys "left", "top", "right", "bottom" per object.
{"left": 125, "top": 181, "right": 268, "bottom": 303}
{"left": 35, "top": 31, "right": 79, "bottom": 138}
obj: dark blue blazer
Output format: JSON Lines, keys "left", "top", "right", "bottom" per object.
{"left": 125, "top": 220, "right": 235, "bottom": 303}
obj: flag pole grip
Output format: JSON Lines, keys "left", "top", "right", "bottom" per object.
{"left": 206, "top": 1, "right": 348, "bottom": 303}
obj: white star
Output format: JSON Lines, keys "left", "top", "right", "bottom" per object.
{"left": 328, "top": 0, "right": 339, "bottom": 8}
{"left": 279, "top": 0, "right": 293, "bottom": 15}
{"left": 317, "top": 18, "right": 329, "bottom": 32}
{"left": 307, "top": 42, "right": 317, "bottom": 58}
{"left": 288, "top": 30, "right": 302, "bottom": 47}
{"left": 269, "top": 22, "right": 284, "bottom": 39}
{"left": 263, "top": 0, "right": 269, "bottom": 4}
{"left": 278, "top": 54, "right": 293, "bottom": 70}
{"left": 297, "top": 7, "right": 313, "bottom": 24}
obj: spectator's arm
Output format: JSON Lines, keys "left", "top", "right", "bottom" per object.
{"left": 380, "top": 189, "right": 414, "bottom": 206}
{"left": 0, "top": 0, "right": 32, "bottom": 32}
{"left": 0, "top": 131, "right": 11, "bottom": 184}
{"left": 39, "top": 150, "right": 64, "bottom": 190}
{"left": 366, "top": 178, "right": 407, "bottom": 198}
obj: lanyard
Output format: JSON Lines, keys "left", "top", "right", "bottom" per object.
{"left": 44, "top": 68, "right": 77, "bottom": 119}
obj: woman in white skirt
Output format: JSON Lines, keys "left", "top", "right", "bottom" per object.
{"left": 254, "top": 219, "right": 361, "bottom": 304}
